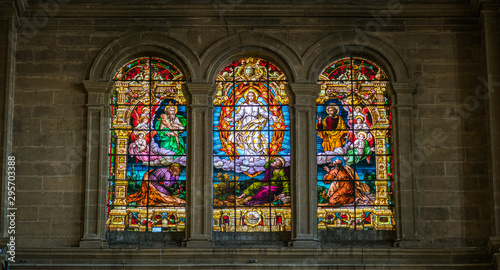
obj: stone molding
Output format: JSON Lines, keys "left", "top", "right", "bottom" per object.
{"left": 13, "top": 247, "right": 493, "bottom": 269}
{"left": 87, "top": 33, "right": 199, "bottom": 82}
{"left": 24, "top": 2, "right": 474, "bottom": 19}
{"left": 304, "top": 33, "right": 412, "bottom": 83}
{"left": 201, "top": 32, "right": 301, "bottom": 82}
{"left": 0, "top": 0, "right": 27, "bottom": 23}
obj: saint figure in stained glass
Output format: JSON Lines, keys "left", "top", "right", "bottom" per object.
{"left": 316, "top": 105, "right": 349, "bottom": 151}
{"left": 107, "top": 57, "right": 187, "bottom": 233}
{"left": 155, "top": 105, "right": 186, "bottom": 155}
{"left": 317, "top": 57, "right": 394, "bottom": 231}
{"left": 212, "top": 57, "right": 291, "bottom": 232}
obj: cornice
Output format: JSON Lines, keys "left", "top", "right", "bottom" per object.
{"left": 24, "top": 3, "right": 474, "bottom": 19}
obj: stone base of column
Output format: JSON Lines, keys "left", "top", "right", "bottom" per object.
{"left": 79, "top": 235, "right": 108, "bottom": 248}
{"left": 488, "top": 236, "right": 500, "bottom": 253}
{"left": 488, "top": 235, "right": 500, "bottom": 270}
{"left": 393, "top": 238, "right": 421, "bottom": 248}
{"left": 184, "top": 237, "right": 215, "bottom": 248}
{"left": 291, "top": 236, "right": 321, "bottom": 248}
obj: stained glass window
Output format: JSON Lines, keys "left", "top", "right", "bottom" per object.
{"left": 316, "top": 57, "right": 394, "bottom": 231}
{"left": 107, "top": 57, "right": 187, "bottom": 232}
{"left": 213, "top": 58, "right": 291, "bottom": 232}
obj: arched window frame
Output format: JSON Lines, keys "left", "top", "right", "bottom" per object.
{"left": 106, "top": 57, "right": 188, "bottom": 234}
{"left": 79, "top": 33, "right": 418, "bottom": 248}
{"left": 316, "top": 57, "right": 395, "bottom": 232}
{"left": 80, "top": 48, "right": 195, "bottom": 248}
{"left": 306, "top": 49, "right": 418, "bottom": 246}
{"left": 211, "top": 57, "right": 292, "bottom": 233}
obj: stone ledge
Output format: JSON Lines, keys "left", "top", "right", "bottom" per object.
{"left": 10, "top": 247, "right": 492, "bottom": 269}
{"left": 6, "top": 263, "right": 494, "bottom": 270}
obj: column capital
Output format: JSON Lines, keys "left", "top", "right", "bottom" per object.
{"left": 185, "top": 83, "right": 213, "bottom": 95}
{"left": 83, "top": 80, "right": 112, "bottom": 94}
{"left": 287, "top": 83, "right": 319, "bottom": 96}
{"left": 392, "top": 81, "right": 417, "bottom": 108}
{"left": 83, "top": 80, "right": 113, "bottom": 106}
{"left": 287, "top": 83, "right": 318, "bottom": 107}
{"left": 185, "top": 83, "right": 212, "bottom": 106}
{"left": 391, "top": 81, "right": 417, "bottom": 95}
{"left": 479, "top": 9, "right": 500, "bottom": 28}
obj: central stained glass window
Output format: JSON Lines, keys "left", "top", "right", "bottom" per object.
{"left": 213, "top": 57, "right": 291, "bottom": 232}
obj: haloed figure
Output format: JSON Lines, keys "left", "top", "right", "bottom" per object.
{"left": 155, "top": 105, "right": 186, "bottom": 155}
{"left": 225, "top": 91, "right": 279, "bottom": 160}
{"left": 317, "top": 106, "right": 349, "bottom": 152}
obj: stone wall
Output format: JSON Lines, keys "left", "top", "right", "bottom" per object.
{"left": 2, "top": 0, "right": 500, "bottom": 268}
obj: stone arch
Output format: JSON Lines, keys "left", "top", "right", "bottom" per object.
{"left": 304, "top": 32, "right": 417, "bottom": 244}
{"left": 87, "top": 32, "right": 199, "bottom": 83}
{"left": 303, "top": 32, "right": 411, "bottom": 85}
{"left": 81, "top": 33, "right": 197, "bottom": 247}
{"left": 201, "top": 31, "right": 301, "bottom": 87}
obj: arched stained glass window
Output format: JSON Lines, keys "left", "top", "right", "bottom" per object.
{"left": 316, "top": 57, "right": 394, "bottom": 231}
{"left": 213, "top": 57, "right": 291, "bottom": 232}
{"left": 107, "top": 57, "right": 187, "bottom": 232}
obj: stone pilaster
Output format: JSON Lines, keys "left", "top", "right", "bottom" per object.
{"left": 0, "top": 0, "right": 25, "bottom": 250}
{"left": 289, "top": 83, "right": 320, "bottom": 248}
{"left": 392, "top": 81, "right": 419, "bottom": 247}
{"left": 79, "top": 80, "right": 111, "bottom": 248}
{"left": 479, "top": 5, "right": 500, "bottom": 268}
{"left": 184, "top": 83, "right": 214, "bottom": 247}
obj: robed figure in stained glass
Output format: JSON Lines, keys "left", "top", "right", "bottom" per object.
{"left": 316, "top": 57, "right": 394, "bottom": 231}
{"left": 128, "top": 164, "right": 186, "bottom": 206}
{"left": 212, "top": 58, "right": 292, "bottom": 232}
{"left": 155, "top": 105, "right": 186, "bottom": 156}
{"left": 316, "top": 105, "right": 349, "bottom": 152}
{"left": 224, "top": 91, "right": 279, "bottom": 159}
{"left": 323, "top": 157, "right": 370, "bottom": 206}
{"left": 237, "top": 156, "right": 290, "bottom": 206}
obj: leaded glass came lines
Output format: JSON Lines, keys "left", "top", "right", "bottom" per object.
{"left": 213, "top": 58, "right": 291, "bottom": 232}
{"left": 107, "top": 57, "right": 187, "bottom": 232}
{"left": 316, "top": 57, "right": 395, "bottom": 231}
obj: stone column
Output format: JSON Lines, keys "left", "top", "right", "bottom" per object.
{"left": 392, "top": 81, "right": 419, "bottom": 247}
{"left": 79, "top": 80, "right": 111, "bottom": 248}
{"left": 184, "top": 83, "right": 214, "bottom": 247}
{"left": 0, "top": 0, "right": 22, "bottom": 249}
{"left": 289, "top": 83, "right": 320, "bottom": 248}
{"left": 479, "top": 3, "right": 500, "bottom": 261}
